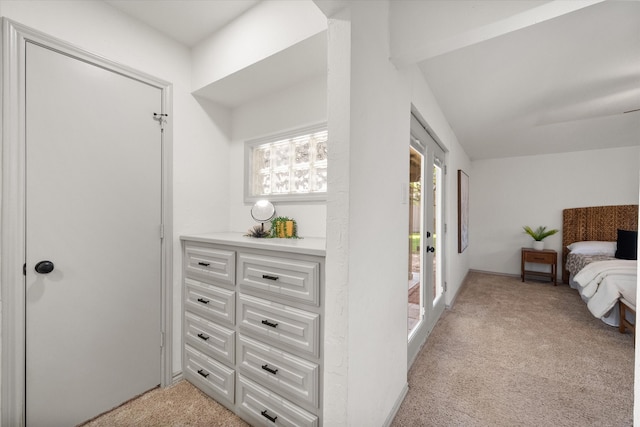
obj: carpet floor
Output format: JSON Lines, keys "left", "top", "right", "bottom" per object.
{"left": 393, "top": 271, "right": 634, "bottom": 427}
{"left": 82, "top": 272, "right": 634, "bottom": 426}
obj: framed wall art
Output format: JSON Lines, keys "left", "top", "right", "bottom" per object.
{"left": 458, "top": 169, "right": 469, "bottom": 253}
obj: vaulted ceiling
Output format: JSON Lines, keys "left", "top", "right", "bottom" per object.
{"left": 104, "top": 0, "right": 640, "bottom": 161}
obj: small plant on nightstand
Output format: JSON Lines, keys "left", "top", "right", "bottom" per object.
{"left": 523, "top": 225, "right": 559, "bottom": 250}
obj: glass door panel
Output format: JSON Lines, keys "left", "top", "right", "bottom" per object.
{"left": 433, "top": 162, "right": 444, "bottom": 306}
{"left": 408, "top": 114, "right": 446, "bottom": 367}
{"left": 408, "top": 147, "right": 424, "bottom": 338}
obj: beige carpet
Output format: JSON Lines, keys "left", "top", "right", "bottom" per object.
{"left": 80, "top": 380, "right": 248, "bottom": 427}
{"left": 393, "top": 271, "right": 634, "bottom": 427}
{"left": 82, "top": 272, "right": 634, "bottom": 426}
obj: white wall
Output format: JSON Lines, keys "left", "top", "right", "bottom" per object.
{"left": 470, "top": 146, "right": 640, "bottom": 278}
{"left": 0, "top": 0, "right": 231, "bottom": 383}
{"left": 191, "top": 0, "right": 327, "bottom": 91}
{"left": 227, "top": 75, "right": 328, "bottom": 237}
{"left": 319, "top": 2, "right": 475, "bottom": 423}
{"left": 342, "top": 3, "right": 409, "bottom": 424}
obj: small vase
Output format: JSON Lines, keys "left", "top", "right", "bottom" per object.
{"left": 532, "top": 241, "right": 545, "bottom": 251}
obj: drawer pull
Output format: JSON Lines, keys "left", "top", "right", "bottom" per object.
{"left": 261, "top": 319, "right": 278, "bottom": 328}
{"left": 262, "top": 274, "right": 279, "bottom": 281}
{"left": 197, "top": 298, "right": 210, "bottom": 305}
{"left": 261, "top": 364, "right": 278, "bottom": 375}
{"left": 197, "top": 369, "right": 209, "bottom": 378}
{"left": 197, "top": 333, "right": 210, "bottom": 341}
{"left": 197, "top": 262, "right": 210, "bottom": 267}
{"left": 261, "top": 410, "right": 278, "bottom": 423}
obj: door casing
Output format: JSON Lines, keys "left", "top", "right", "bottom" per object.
{"left": 1, "top": 18, "right": 174, "bottom": 426}
{"left": 407, "top": 112, "right": 447, "bottom": 367}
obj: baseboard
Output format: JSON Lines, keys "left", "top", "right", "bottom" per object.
{"left": 468, "top": 269, "right": 520, "bottom": 279}
{"left": 383, "top": 382, "right": 409, "bottom": 427}
{"left": 171, "top": 371, "right": 184, "bottom": 385}
{"left": 446, "top": 270, "right": 475, "bottom": 309}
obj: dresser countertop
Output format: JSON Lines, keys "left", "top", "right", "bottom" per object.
{"left": 180, "top": 232, "right": 326, "bottom": 257}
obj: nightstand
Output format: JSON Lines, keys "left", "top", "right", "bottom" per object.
{"left": 521, "top": 248, "right": 557, "bottom": 285}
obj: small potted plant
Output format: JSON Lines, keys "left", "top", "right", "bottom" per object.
{"left": 523, "top": 225, "right": 559, "bottom": 250}
{"left": 270, "top": 216, "right": 299, "bottom": 239}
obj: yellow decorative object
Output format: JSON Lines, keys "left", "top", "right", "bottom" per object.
{"left": 270, "top": 217, "right": 300, "bottom": 239}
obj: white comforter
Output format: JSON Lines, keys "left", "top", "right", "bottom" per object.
{"left": 573, "top": 259, "right": 637, "bottom": 319}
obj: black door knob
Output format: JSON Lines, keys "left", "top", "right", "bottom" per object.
{"left": 426, "top": 246, "right": 435, "bottom": 253}
{"left": 35, "top": 260, "right": 55, "bottom": 274}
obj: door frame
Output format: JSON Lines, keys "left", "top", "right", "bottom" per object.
{"left": 1, "top": 19, "right": 174, "bottom": 426}
{"left": 407, "top": 112, "right": 447, "bottom": 367}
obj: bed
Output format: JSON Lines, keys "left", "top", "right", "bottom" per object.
{"left": 562, "top": 205, "right": 638, "bottom": 333}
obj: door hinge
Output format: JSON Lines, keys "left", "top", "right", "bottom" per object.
{"left": 159, "top": 224, "right": 164, "bottom": 239}
{"left": 420, "top": 306, "right": 426, "bottom": 316}
{"left": 160, "top": 332, "right": 165, "bottom": 348}
{"left": 444, "top": 282, "right": 448, "bottom": 292}
{"left": 153, "top": 112, "right": 168, "bottom": 131}
{"left": 23, "top": 263, "right": 26, "bottom": 276}
{"left": 444, "top": 223, "right": 447, "bottom": 233}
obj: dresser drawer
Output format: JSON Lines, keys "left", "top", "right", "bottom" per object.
{"left": 238, "top": 253, "right": 320, "bottom": 306}
{"left": 185, "top": 278, "right": 235, "bottom": 325}
{"left": 523, "top": 251, "right": 555, "bottom": 264}
{"left": 238, "top": 334, "right": 319, "bottom": 408}
{"left": 238, "top": 294, "right": 320, "bottom": 357}
{"left": 185, "top": 244, "right": 235, "bottom": 285}
{"left": 184, "top": 345, "right": 235, "bottom": 405}
{"left": 237, "top": 375, "right": 318, "bottom": 427}
{"left": 185, "top": 312, "right": 235, "bottom": 365}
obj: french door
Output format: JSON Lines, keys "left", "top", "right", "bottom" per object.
{"left": 408, "top": 114, "right": 446, "bottom": 366}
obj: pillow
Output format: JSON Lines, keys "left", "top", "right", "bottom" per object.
{"left": 567, "top": 241, "right": 617, "bottom": 256}
{"left": 615, "top": 229, "right": 638, "bottom": 260}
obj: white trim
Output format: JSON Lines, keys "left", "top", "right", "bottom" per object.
{"left": 382, "top": 383, "right": 409, "bottom": 427}
{"left": 244, "top": 122, "right": 328, "bottom": 204}
{"left": 0, "top": 18, "right": 174, "bottom": 426}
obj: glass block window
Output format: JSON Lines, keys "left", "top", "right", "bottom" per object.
{"left": 245, "top": 124, "right": 328, "bottom": 202}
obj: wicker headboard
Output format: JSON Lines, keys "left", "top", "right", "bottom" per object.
{"left": 562, "top": 205, "right": 638, "bottom": 283}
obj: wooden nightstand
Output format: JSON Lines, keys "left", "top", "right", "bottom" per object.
{"left": 521, "top": 248, "right": 557, "bottom": 285}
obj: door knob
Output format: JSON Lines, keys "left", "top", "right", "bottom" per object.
{"left": 35, "top": 260, "right": 55, "bottom": 274}
{"left": 426, "top": 246, "right": 435, "bottom": 253}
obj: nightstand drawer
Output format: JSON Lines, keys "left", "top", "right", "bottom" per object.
{"left": 523, "top": 251, "right": 555, "bottom": 264}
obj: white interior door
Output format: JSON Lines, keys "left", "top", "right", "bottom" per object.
{"left": 25, "top": 42, "right": 162, "bottom": 426}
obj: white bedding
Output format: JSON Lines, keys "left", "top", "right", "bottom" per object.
{"left": 573, "top": 259, "right": 637, "bottom": 321}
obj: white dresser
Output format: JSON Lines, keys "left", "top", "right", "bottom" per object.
{"left": 181, "top": 233, "right": 325, "bottom": 426}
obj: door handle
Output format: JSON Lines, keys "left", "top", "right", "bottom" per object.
{"left": 35, "top": 260, "right": 55, "bottom": 274}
